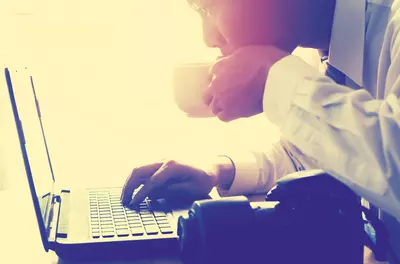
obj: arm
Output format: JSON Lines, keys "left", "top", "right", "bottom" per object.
{"left": 262, "top": 23, "right": 400, "bottom": 220}
{"left": 215, "top": 140, "right": 298, "bottom": 196}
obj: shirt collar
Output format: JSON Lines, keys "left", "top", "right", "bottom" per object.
{"left": 328, "top": 0, "right": 366, "bottom": 86}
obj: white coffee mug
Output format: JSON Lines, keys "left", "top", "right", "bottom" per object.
{"left": 173, "top": 62, "right": 215, "bottom": 118}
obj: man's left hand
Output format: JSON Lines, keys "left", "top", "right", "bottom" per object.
{"left": 204, "top": 45, "right": 289, "bottom": 122}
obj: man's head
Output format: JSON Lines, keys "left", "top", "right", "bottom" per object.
{"left": 188, "top": 0, "right": 336, "bottom": 56}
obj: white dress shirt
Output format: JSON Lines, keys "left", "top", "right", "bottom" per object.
{"left": 221, "top": 0, "right": 400, "bottom": 223}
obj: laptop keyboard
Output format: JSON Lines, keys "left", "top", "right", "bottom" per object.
{"left": 89, "top": 189, "right": 173, "bottom": 239}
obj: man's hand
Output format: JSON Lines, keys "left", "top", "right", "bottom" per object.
{"left": 120, "top": 157, "right": 235, "bottom": 207}
{"left": 204, "top": 45, "right": 289, "bottom": 122}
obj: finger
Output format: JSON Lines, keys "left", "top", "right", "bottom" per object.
{"left": 121, "top": 170, "right": 144, "bottom": 205}
{"left": 217, "top": 110, "right": 235, "bottom": 123}
{"left": 121, "top": 162, "right": 162, "bottom": 205}
{"left": 207, "top": 77, "right": 225, "bottom": 115}
{"left": 209, "top": 97, "right": 222, "bottom": 116}
{"left": 202, "top": 88, "right": 213, "bottom": 106}
{"left": 129, "top": 161, "right": 179, "bottom": 207}
{"left": 209, "top": 58, "right": 227, "bottom": 76}
{"left": 128, "top": 178, "right": 156, "bottom": 208}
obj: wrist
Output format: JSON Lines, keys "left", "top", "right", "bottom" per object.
{"left": 210, "top": 156, "right": 235, "bottom": 189}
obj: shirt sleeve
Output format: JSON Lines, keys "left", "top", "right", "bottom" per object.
{"left": 262, "top": 27, "right": 400, "bottom": 221}
{"left": 217, "top": 140, "right": 297, "bottom": 197}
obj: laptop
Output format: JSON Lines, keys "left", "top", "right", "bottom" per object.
{"left": 4, "top": 67, "right": 202, "bottom": 261}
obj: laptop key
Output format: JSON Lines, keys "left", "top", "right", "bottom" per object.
{"left": 100, "top": 215, "right": 112, "bottom": 219}
{"left": 130, "top": 227, "right": 144, "bottom": 236}
{"left": 129, "top": 224, "right": 142, "bottom": 229}
{"left": 126, "top": 214, "right": 140, "bottom": 218}
{"left": 144, "top": 225, "right": 159, "bottom": 235}
{"left": 126, "top": 216, "right": 140, "bottom": 221}
{"left": 126, "top": 210, "right": 139, "bottom": 214}
{"left": 158, "top": 223, "right": 171, "bottom": 228}
{"left": 112, "top": 211, "right": 124, "bottom": 214}
{"left": 113, "top": 214, "right": 125, "bottom": 218}
{"left": 160, "top": 227, "right": 173, "bottom": 234}
{"left": 154, "top": 212, "right": 167, "bottom": 217}
{"left": 101, "top": 224, "right": 114, "bottom": 228}
{"left": 128, "top": 220, "right": 141, "bottom": 225}
{"left": 155, "top": 214, "right": 167, "bottom": 219}
{"left": 100, "top": 224, "right": 114, "bottom": 228}
{"left": 102, "top": 232, "right": 115, "bottom": 238}
{"left": 156, "top": 219, "right": 169, "bottom": 224}
{"left": 116, "top": 229, "right": 130, "bottom": 237}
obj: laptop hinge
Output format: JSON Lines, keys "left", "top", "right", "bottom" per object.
{"left": 48, "top": 194, "right": 61, "bottom": 244}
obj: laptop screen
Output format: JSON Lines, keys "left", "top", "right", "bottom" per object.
{"left": 7, "top": 68, "right": 55, "bottom": 225}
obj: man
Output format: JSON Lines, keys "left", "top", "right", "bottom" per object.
{"left": 121, "top": 0, "right": 400, "bottom": 260}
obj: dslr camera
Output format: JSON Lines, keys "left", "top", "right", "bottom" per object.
{"left": 178, "top": 170, "right": 365, "bottom": 264}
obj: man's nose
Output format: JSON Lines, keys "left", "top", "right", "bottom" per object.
{"left": 202, "top": 19, "right": 227, "bottom": 49}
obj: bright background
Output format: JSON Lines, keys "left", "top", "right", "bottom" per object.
{"left": 0, "top": 0, "right": 319, "bottom": 189}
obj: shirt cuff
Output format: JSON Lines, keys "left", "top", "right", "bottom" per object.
{"left": 217, "top": 152, "right": 260, "bottom": 197}
{"left": 263, "top": 55, "right": 318, "bottom": 127}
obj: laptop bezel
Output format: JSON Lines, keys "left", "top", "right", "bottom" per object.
{"left": 5, "top": 67, "right": 54, "bottom": 252}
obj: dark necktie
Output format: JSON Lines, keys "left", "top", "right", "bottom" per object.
{"left": 320, "top": 52, "right": 347, "bottom": 85}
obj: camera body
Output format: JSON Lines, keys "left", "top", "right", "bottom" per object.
{"left": 178, "top": 170, "right": 365, "bottom": 264}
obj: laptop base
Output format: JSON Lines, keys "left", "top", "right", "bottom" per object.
{"left": 52, "top": 238, "right": 180, "bottom": 262}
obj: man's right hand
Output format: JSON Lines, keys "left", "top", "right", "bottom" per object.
{"left": 120, "top": 157, "right": 235, "bottom": 207}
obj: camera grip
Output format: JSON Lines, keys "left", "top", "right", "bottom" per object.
{"left": 178, "top": 196, "right": 255, "bottom": 264}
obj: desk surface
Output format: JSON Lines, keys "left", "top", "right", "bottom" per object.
{"left": 0, "top": 189, "right": 382, "bottom": 264}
